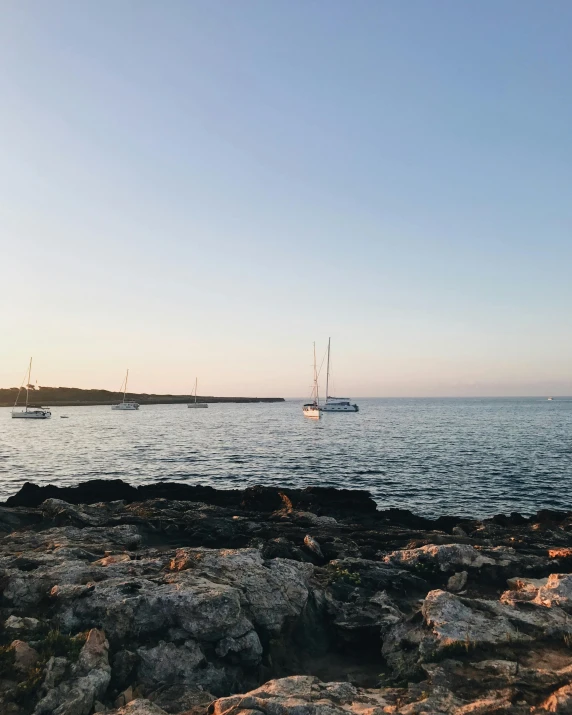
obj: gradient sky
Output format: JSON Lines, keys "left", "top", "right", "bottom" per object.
{"left": 1, "top": 1, "right": 572, "bottom": 397}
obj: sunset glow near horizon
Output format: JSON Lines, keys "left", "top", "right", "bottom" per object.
{"left": 1, "top": 1, "right": 572, "bottom": 398}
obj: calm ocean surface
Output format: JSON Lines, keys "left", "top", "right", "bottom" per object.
{"left": 1, "top": 398, "right": 572, "bottom": 517}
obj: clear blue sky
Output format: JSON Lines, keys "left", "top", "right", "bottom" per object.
{"left": 1, "top": 1, "right": 571, "bottom": 397}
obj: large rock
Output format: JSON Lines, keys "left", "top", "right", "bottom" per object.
{"left": 533, "top": 574, "right": 572, "bottom": 609}
{"left": 4, "top": 615, "right": 42, "bottom": 632}
{"left": 422, "top": 590, "right": 532, "bottom": 650}
{"left": 3, "top": 523, "right": 143, "bottom": 552}
{"left": 55, "top": 571, "right": 244, "bottom": 643}
{"left": 11, "top": 639, "right": 39, "bottom": 672}
{"left": 47, "top": 548, "right": 309, "bottom": 695}
{"left": 383, "top": 544, "right": 495, "bottom": 573}
{"left": 168, "top": 548, "right": 313, "bottom": 634}
{"left": 137, "top": 641, "right": 206, "bottom": 687}
{"left": 2, "top": 558, "right": 98, "bottom": 607}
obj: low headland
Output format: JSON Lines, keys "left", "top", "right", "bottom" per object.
{"left": 0, "top": 386, "right": 284, "bottom": 407}
{"left": 1, "top": 478, "right": 572, "bottom": 714}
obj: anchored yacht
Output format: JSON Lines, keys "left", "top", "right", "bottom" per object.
{"left": 12, "top": 358, "right": 51, "bottom": 419}
{"left": 188, "top": 378, "right": 208, "bottom": 408}
{"left": 112, "top": 369, "right": 140, "bottom": 410}
{"left": 320, "top": 338, "right": 359, "bottom": 413}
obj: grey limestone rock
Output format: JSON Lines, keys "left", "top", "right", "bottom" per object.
{"left": 137, "top": 641, "right": 205, "bottom": 686}
{"left": 11, "top": 640, "right": 39, "bottom": 672}
{"left": 383, "top": 543, "right": 495, "bottom": 572}
{"left": 422, "top": 589, "right": 532, "bottom": 650}
{"left": 446, "top": 570, "right": 468, "bottom": 592}
{"left": 109, "top": 701, "right": 169, "bottom": 715}
{"left": 34, "top": 628, "right": 111, "bottom": 715}
{"left": 4, "top": 615, "right": 42, "bottom": 632}
{"left": 210, "top": 676, "right": 392, "bottom": 715}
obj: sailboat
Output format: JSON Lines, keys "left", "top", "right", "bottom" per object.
{"left": 187, "top": 378, "right": 208, "bottom": 408}
{"left": 111, "top": 369, "right": 140, "bottom": 410}
{"left": 303, "top": 343, "right": 321, "bottom": 419}
{"left": 12, "top": 358, "right": 51, "bottom": 419}
{"left": 320, "top": 338, "right": 359, "bottom": 412}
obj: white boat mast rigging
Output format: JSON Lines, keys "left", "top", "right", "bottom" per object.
{"left": 303, "top": 342, "right": 321, "bottom": 419}
{"left": 320, "top": 338, "right": 359, "bottom": 413}
{"left": 325, "top": 336, "right": 331, "bottom": 401}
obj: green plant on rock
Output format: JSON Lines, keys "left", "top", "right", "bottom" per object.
{"left": 13, "top": 630, "right": 87, "bottom": 707}
{"left": 17, "top": 665, "right": 44, "bottom": 697}
{"left": 37, "top": 630, "right": 87, "bottom": 661}
{"left": 327, "top": 564, "right": 362, "bottom": 586}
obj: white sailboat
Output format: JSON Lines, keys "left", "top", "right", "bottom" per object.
{"left": 303, "top": 343, "right": 321, "bottom": 419}
{"left": 320, "top": 338, "right": 359, "bottom": 412}
{"left": 12, "top": 358, "right": 51, "bottom": 419}
{"left": 188, "top": 378, "right": 208, "bottom": 408}
{"left": 112, "top": 369, "right": 140, "bottom": 410}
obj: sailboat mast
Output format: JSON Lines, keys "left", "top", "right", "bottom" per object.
{"left": 313, "top": 342, "right": 319, "bottom": 405}
{"left": 124, "top": 369, "right": 129, "bottom": 403}
{"left": 25, "top": 357, "right": 32, "bottom": 410}
{"left": 325, "top": 337, "right": 331, "bottom": 401}
{"left": 195, "top": 377, "right": 198, "bottom": 404}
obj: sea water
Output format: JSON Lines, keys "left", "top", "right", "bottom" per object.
{"left": 1, "top": 398, "right": 571, "bottom": 517}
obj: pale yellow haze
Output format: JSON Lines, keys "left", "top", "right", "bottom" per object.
{"left": 1, "top": 323, "right": 571, "bottom": 398}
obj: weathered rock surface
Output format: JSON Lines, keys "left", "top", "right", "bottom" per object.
{"left": 12, "top": 641, "right": 39, "bottom": 672}
{"left": 383, "top": 543, "right": 495, "bottom": 572}
{"left": 2, "top": 479, "right": 572, "bottom": 714}
{"left": 209, "top": 676, "right": 393, "bottom": 715}
{"left": 33, "top": 628, "right": 111, "bottom": 715}
{"left": 110, "top": 701, "right": 169, "bottom": 715}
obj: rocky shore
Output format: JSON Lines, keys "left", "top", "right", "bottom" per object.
{"left": 1, "top": 480, "right": 572, "bottom": 714}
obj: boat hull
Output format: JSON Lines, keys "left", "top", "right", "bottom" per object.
{"left": 12, "top": 410, "right": 51, "bottom": 419}
{"left": 303, "top": 408, "right": 321, "bottom": 419}
{"left": 321, "top": 404, "right": 359, "bottom": 412}
{"left": 188, "top": 403, "right": 208, "bottom": 408}
{"left": 112, "top": 402, "right": 140, "bottom": 410}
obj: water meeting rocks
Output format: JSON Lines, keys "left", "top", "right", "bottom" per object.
{"left": 2, "top": 479, "right": 572, "bottom": 713}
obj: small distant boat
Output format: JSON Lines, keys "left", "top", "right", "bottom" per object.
{"left": 11, "top": 358, "right": 51, "bottom": 419}
{"left": 60, "top": 416, "right": 69, "bottom": 419}
{"left": 112, "top": 369, "right": 140, "bottom": 410}
{"left": 188, "top": 378, "right": 208, "bottom": 408}
{"left": 303, "top": 343, "right": 321, "bottom": 419}
{"left": 320, "top": 338, "right": 359, "bottom": 413}
{"left": 547, "top": 397, "right": 554, "bottom": 401}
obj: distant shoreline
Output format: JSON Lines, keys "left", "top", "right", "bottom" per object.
{"left": 0, "top": 385, "right": 284, "bottom": 407}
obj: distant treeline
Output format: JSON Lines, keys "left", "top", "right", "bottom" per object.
{"left": 0, "top": 386, "right": 284, "bottom": 407}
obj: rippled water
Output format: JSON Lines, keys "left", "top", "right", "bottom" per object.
{"left": 1, "top": 398, "right": 572, "bottom": 517}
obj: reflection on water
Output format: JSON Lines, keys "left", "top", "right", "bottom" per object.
{"left": 1, "top": 398, "right": 571, "bottom": 517}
